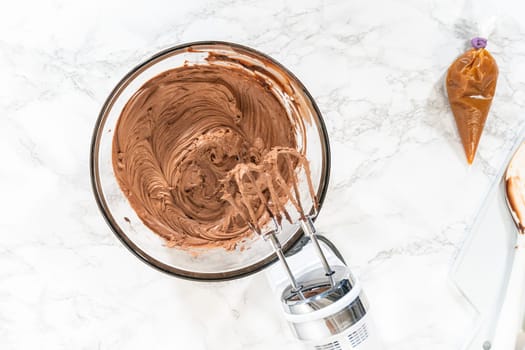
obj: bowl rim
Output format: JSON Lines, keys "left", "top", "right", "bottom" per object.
{"left": 90, "top": 40, "right": 331, "bottom": 281}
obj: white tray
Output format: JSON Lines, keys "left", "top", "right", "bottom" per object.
{"left": 451, "top": 139, "right": 523, "bottom": 350}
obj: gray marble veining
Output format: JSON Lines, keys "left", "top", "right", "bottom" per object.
{"left": 1, "top": 0, "right": 525, "bottom": 348}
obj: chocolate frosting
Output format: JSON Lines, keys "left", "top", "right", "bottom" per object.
{"left": 506, "top": 142, "right": 525, "bottom": 231}
{"left": 223, "top": 147, "right": 317, "bottom": 234}
{"left": 446, "top": 48, "right": 498, "bottom": 164}
{"left": 112, "top": 64, "right": 301, "bottom": 250}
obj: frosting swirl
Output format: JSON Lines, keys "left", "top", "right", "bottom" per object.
{"left": 112, "top": 64, "right": 300, "bottom": 250}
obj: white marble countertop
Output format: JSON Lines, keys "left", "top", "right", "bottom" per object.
{"left": 3, "top": 0, "right": 525, "bottom": 349}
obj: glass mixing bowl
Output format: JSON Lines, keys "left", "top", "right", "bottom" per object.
{"left": 90, "top": 41, "right": 330, "bottom": 281}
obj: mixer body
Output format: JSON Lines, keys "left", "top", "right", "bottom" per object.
{"left": 303, "top": 313, "right": 381, "bottom": 350}
{"left": 266, "top": 239, "right": 383, "bottom": 350}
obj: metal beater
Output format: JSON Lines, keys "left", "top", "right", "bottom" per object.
{"left": 223, "top": 148, "right": 382, "bottom": 350}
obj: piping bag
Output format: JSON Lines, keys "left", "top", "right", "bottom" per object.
{"left": 446, "top": 2, "right": 500, "bottom": 165}
{"left": 446, "top": 37, "right": 498, "bottom": 165}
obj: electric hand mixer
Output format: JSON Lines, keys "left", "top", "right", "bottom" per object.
{"left": 92, "top": 42, "right": 383, "bottom": 350}
{"left": 223, "top": 148, "right": 382, "bottom": 350}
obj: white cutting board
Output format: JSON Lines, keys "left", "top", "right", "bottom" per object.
{"left": 451, "top": 146, "right": 523, "bottom": 350}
